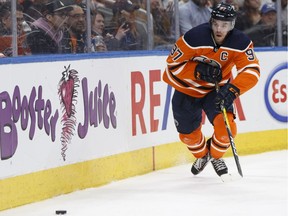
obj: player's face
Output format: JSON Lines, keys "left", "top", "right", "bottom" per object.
{"left": 211, "top": 19, "right": 232, "bottom": 44}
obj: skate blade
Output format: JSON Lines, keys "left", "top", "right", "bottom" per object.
{"left": 220, "top": 173, "right": 243, "bottom": 183}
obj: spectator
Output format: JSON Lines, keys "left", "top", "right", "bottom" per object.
{"left": 22, "top": 0, "right": 49, "bottom": 24}
{"left": 207, "top": 0, "right": 222, "bottom": 9}
{"left": 107, "top": 0, "right": 145, "bottom": 51}
{"left": 179, "top": 0, "right": 211, "bottom": 35}
{"left": 281, "top": 0, "right": 287, "bottom": 27}
{"left": 92, "top": 10, "right": 105, "bottom": 37}
{"left": 0, "top": 3, "right": 24, "bottom": 36}
{"left": 225, "top": 0, "right": 241, "bottom": 11}
{"left": 0, "top": 2, "right": 31, "bottom": 57}
{"left": 62, "top": 4, "right": 87, "bottom": 53}
{"left": 277, "top": 0, "right": 288, "bottom": 46}
{"left": 91, "top": 8, "right": 145, "bottom": 52}
{"left": 272, "top": 0, "right": 287, "bottom": 27}
{"left": 178, "top": 0, "right": 189, "bottom": 6}
{"left": 91, "top": 10, "right": 108, "bottom": 51}
{"left": 19, "top": 0, "right": 33, "bottom": 13}
{"left": 26, "top": 0, "right": 73, "bottom": 54}
{"left": 91, "top": 0, "right": 106, "bottom": 10}
{"left": 245, "top": 2, "right": 287, "bottom": 46}
{"left": 235, "top": 0, "right": 262, "bottom": 31}
{"left": 141, "top": 0, "right": 173, "bottom": 49}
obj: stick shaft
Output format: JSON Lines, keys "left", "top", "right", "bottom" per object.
{"left": 215, "top": 82, "right": 243, "bottom": 177}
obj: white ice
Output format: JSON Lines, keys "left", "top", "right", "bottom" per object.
{"left": 1, "top": 150, "right": 287, "bottom": 216}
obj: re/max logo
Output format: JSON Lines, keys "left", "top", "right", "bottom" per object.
{"left": 130, "top": 70, "right": 246, "bottom": 136}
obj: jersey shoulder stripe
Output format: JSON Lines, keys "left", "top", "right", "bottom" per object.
{"left": 183, "top": 23, "right": 252, "bottom": 52}
{"left": 222, "top": 29, "right": 251, "bottom": 51}
{"left": 183, "top": 23, "right": 214, "bottom": 47}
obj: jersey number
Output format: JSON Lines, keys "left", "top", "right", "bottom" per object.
{"left": 171, "top": 45, "right": 183, "bottom": 61}
{"left": 245, "top": 49, "right": 255, "bottom": 61}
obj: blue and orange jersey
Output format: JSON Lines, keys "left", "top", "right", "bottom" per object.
{"left": 163, "top": 23, "right": 260, "bottom": 98}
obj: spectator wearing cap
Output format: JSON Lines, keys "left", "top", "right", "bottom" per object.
{"left": 26, "top": 0, "right": 73, "bottom": 54}
{"left": 107, "top": 0, "right": 145, "bottom": 51}
{"left": 244, "top": 2, "right": 285, "bottom": 46}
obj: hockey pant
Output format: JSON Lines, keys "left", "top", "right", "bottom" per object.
{"left": 179, "top": 113, "right": 237, "bottom": 159}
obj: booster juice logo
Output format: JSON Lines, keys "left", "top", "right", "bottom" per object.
{"left": 0, "top": 86, "right": 59, "bottom": 160}
{"left": 58, "top": 65, "right": 80, "bottom": 161}
{"left": 0, "top": 65, "right": 117, "bottom": 161}
{"left": 264, "top": 62, "right": 288, "bottom": 122}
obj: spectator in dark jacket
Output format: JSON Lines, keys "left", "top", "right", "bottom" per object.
{"left": 61, "top": 4, "right": 87, "bottom": 53}
{"left": 26, "top": 0, "right": 72, "bottom": 54}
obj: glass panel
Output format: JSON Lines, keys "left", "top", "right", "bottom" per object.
{"left": 0, "top": 0, "right": 286, "bottom": 58}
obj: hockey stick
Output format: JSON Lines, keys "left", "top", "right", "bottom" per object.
{"left": 215, "top": 82, "right": 243, "bottom": 177}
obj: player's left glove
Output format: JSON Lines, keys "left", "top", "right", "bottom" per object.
{"left": 215, "top": 83, "right": 240, "bottom": 110}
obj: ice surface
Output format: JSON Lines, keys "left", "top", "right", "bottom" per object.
{"left": 0, "top": 150, "right": 287, "bottom": 216}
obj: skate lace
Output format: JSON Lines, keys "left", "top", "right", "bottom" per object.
{"left": 211, "top": 159, "right": 226, "bottom": 171}
{"left": 193, "top": 154, "right": 210, "bottom": 169}
{"left": 194, "top": 159, "right": 203, "bottom": 168}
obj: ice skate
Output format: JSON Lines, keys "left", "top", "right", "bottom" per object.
{"left": 191, "top": 152, "right": 211, "bottom": 175}
{"left": 211, "top": 158, "right": 228, "bottom": 176}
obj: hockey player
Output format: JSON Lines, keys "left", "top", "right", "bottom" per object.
{"left": 163, "top": 2, "right": 260, "bottom": 177}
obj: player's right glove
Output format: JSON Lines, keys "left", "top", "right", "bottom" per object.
{"left": 194, "top": 62, "right": 222, "bottom": 83}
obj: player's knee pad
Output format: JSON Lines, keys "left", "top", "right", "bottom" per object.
{"left": 210, "top": 113, "right": 237, "bottom": 159}
{"left": 179, "top": 125, "right": 208, "bottom": 158}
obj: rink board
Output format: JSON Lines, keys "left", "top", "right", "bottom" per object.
{"left": 0, "top": 129, "right": 286, "bottom": 210}
{"left": 0, "top": 49, "right": 287, "bottom": 211}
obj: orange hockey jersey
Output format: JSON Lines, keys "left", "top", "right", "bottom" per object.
{"left": 163, "top": 23, "right": 260, "bottom": 98}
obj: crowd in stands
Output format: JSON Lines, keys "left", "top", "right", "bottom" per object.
{"left": 0, "top": 0, "right": 287, "bottom": 57}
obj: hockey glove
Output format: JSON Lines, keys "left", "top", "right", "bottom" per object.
{"left": 215, "top": 83, "right": 240, "bottom": 110}
{"left": 194, "top": 62, "right": 222, "bottom": 83}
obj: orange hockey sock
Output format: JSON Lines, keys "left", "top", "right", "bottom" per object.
{"left": 179, "top": 125, "right": 208, "bottom": 158}
{"left": 210, "top": 113, "right": 237, "bottom": 159}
